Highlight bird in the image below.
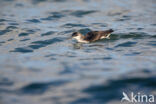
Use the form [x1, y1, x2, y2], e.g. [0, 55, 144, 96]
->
[71, 29, 114, 43]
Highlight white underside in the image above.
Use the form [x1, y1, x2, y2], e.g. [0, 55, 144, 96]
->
[74, 38, 89, 43]
[100, 34, 110, 39]
[73, 34, 111, 43]
[73, 36, 89, 43]
[77, 40, 89, 43]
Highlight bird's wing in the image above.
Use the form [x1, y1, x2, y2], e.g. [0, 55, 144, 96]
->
[84, 31, 99, 41]
[100, 29, 114, 36]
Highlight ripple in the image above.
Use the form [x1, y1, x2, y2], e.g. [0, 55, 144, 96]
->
[115, 18, 130, 21]
[107, 12, 122, 16]
[124, 52, 141, 56]
[0, 29, 11, 36]
[70, 10, 97, 17]
[0, 23, 4, 25]
[49, 12, 66, 18]
[33, 37, 62, 44]
[137, 27, 144, 30]
[62, 23, 87, 28]
[0, 41, 5, 46]
[10, 47, 33, 53]
[0, 78, 14, 86]
[27, 19, 41, 23]
[108, 32, 150, 42]
[18, 80, 68, 94]
[26, 29, 38, 34]
[41, 10, 97, 21]
[53, 0, 66, 2]
[0, 25, 17, 36]
[0, 19, 7, 22]
[41, 12, 65, 21]
[0, 41, 5, 44]
[70, 76, 156, 104]
[6, 26, 17, 29]
[9, 22, 19, 25]
[11, 37, 63, 53]
[18, 32, 29, 37]
[7, 38, 14, 41]
[151, 35, 156, 38]
[20, 38, 30, 41]
[151, 24, 156, 26]
[31, 0, 48, 4]
[115, 15, 131, 21]
[32, 0, 66, 4]
[115, 41, 137, 47]
[103, 57, 112, 60]
[120, 32, 148, 39]
[147, 41, 156, 46]
[28, 44, 44, 49]
[80, 57, 112, 61]
[91, 23, 108, 27]
[59, 29, 75, 35]
[2, 0, 15, 2]
[15, 3, 24, 7]
[41, 31, 55, 36]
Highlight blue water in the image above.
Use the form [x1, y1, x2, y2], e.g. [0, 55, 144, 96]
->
[0, 0, 156, 104]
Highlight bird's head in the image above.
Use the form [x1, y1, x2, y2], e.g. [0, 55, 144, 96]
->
[71, 32, 82, 40]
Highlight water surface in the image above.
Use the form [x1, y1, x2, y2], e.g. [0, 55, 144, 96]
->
[0, 0, 156, 104]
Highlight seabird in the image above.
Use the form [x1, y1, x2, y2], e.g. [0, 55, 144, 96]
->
[72, 29, 114, 43]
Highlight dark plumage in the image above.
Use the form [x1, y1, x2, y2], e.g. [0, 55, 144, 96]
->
[72, 29, 114, 43]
